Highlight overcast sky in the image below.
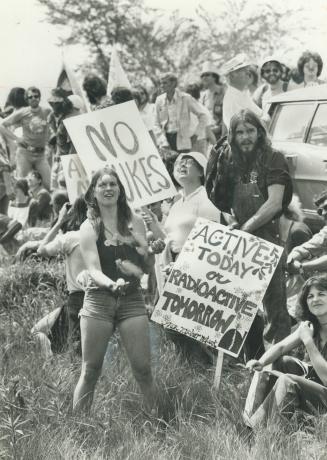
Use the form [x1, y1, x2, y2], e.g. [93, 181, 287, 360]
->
[0, 0, 326, 106]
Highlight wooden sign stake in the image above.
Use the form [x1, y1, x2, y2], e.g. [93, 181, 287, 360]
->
[213, 350, 224, 390]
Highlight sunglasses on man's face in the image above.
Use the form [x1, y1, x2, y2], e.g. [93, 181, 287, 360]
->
[317, 204, 327, 216]
[27, 95, 40, 100]
[263, 67, 280, 74]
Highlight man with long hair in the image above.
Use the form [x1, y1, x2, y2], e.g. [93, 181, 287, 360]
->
[206, 109, 293, 352]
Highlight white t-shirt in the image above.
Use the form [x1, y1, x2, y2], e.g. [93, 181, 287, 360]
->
[164, 186, 221, 253]
[8, 202, 31, 227]
[44, 231, 85, 292]
[223, 86, 263, 130]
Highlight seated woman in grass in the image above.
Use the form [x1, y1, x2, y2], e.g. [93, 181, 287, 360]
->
[244, 275, 327, 428]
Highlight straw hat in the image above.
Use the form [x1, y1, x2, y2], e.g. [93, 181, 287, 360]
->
[221, 53, 252, 75]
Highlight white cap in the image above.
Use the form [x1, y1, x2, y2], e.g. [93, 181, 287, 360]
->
[221, 53, 252, 75]
[200, 61, 220, 77]
[179, 152, 208, 174]
[260, 55, 283, 69]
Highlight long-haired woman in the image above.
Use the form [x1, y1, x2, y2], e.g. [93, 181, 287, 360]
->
[244, 275, 327, 429]
[73, 166, 156, 413]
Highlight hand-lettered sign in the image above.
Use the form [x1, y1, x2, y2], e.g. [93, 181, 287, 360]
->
[152, 218, 284, 357]
[61, 154, 90, 203]
[63, 101, 177, 208]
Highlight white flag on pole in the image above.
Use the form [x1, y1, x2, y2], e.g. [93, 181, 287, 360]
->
[57, 48, 91, 113]
[107, 46, 132, 95]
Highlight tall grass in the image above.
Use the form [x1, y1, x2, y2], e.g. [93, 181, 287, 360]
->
[1, 259, 327, 459]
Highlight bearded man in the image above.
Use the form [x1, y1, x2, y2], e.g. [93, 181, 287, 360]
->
[253, 56, 289, 113]
[206, 109, 292, 350]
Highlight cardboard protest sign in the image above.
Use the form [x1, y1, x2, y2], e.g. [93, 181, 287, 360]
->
[152, 218, 284, 357]
[63, 101, 177, 208]
[61, 154, 90, 203]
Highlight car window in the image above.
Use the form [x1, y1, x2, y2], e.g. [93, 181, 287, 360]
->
[270, 103, 315, 143]
[307, 104, 327, 147]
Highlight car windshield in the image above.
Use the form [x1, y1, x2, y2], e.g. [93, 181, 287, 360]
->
[270, 103, 315, 142]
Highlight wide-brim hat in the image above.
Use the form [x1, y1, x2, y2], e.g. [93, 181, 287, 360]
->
[178, 151, 208, 174]
[220, 53, 252, 75]
[48, 87, 68, 103]
[200, 61, 220, 77]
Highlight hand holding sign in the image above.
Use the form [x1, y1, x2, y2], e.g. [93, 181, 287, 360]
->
[246, 359, 264, 372]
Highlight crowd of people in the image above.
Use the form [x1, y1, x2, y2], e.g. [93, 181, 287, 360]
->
[1, 48, 327, 430]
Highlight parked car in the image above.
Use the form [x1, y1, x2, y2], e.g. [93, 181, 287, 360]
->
[268, 84, 327, 231]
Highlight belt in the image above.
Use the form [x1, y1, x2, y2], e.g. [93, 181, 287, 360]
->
[112, 279, 140, 297]
[27, 146, 45, 153]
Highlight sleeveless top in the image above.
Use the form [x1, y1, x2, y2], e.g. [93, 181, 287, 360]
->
[96, 223, 146, 293]
[304, 338, 327, 386]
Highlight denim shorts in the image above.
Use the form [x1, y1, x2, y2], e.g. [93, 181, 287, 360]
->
[79, 280, 147, 324]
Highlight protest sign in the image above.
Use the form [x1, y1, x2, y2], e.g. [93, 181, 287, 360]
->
[61, 154, 90, 203]
[63, 101, 177, 208]
[107, 46, 132, 95]
[152, 218, 284, 358]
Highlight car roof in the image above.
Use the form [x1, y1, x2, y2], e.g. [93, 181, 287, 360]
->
[268, 83, 327, 104]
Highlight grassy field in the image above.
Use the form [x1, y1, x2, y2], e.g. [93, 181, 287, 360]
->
[0, 258, 327, 460]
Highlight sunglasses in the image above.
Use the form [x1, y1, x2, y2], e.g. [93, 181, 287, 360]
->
[317, 205, 327, 216]
[27, 95, 40, 100]
[201, 73, 213, 78]
[262, 67, 280, 74]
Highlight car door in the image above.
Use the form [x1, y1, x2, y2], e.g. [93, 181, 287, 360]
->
[269, 101, 325, 220]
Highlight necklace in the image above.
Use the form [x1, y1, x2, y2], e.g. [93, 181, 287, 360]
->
[103, 225, 119, 247]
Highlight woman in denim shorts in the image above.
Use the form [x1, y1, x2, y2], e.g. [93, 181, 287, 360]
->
[73, 166, 156, 413]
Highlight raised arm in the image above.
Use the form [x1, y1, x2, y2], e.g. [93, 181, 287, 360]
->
[131, 214, 155, 272]
[37, 203, 71, 257]
[297, 321, 327, 386]
[141, 207, 167, 240]
[246, 329, 301, 371]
